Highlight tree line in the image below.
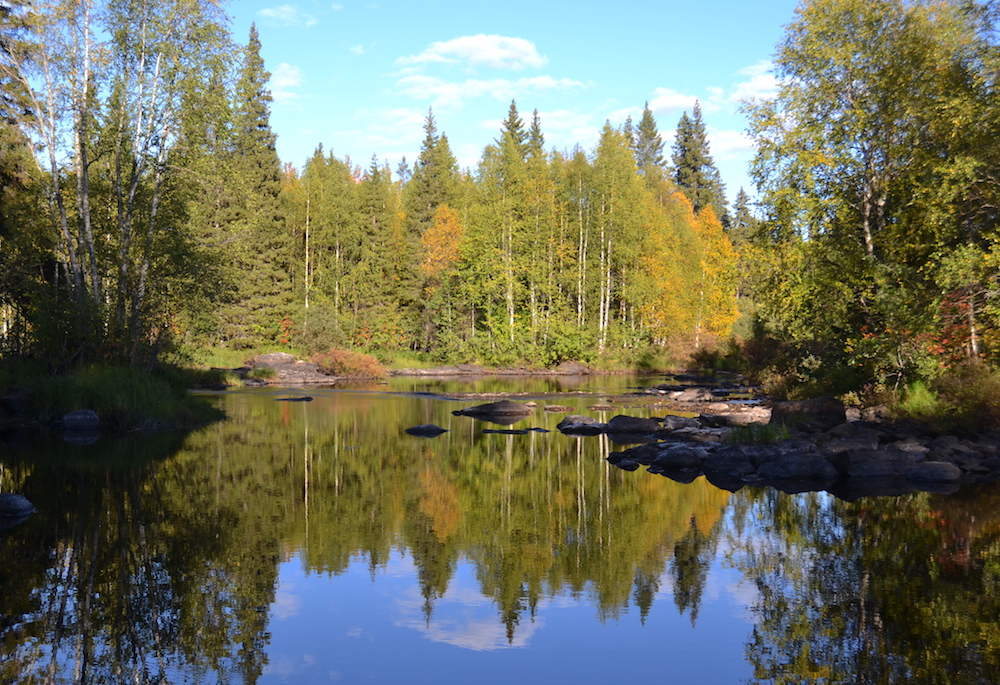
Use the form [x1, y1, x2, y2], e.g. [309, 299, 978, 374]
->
[0, 0, 739, 369]
[5, 0, 1000, 396]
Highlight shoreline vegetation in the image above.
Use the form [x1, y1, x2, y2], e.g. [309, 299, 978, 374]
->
[3, 1, 1000, 442]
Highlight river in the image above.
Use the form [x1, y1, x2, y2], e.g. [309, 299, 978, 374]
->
[2, 376, 999, 684]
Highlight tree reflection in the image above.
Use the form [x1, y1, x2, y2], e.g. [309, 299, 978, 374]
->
[726, 486, 1000, 684]
[1, 390, 733, 682]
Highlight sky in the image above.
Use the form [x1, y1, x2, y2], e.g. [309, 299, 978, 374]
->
[230, 0, 801, 202]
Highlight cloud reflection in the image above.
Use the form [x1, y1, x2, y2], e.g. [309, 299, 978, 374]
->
[393, 585, 542, 650]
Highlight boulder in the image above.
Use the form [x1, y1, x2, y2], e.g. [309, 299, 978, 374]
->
[606, 415, 661, 434]
[770, 396, 846, 431]
[754, 452, 839, 481]
[0, 493, 35, 518]
[907, 460, 963, 483]
[405, 424, 449, 437]
[1, 387, 30, 416]
[648, 444, 706, 471]
[676, 387, 715, 402]
[252, 352, 296, 367]
[452, 400, 534, 425]
[63, 409, 99, 430]
[827, 448, 918, 478]
[556, 415, 606, 435]
[703, 445, 768, 478]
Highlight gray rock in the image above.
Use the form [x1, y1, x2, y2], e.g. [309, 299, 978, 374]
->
[606, 415, 660, 434]
[0, 493, 35, 517]
[754, 452, 840, 481]
[703, 445, 767, 477]
[827, 448, 918, 478]
[557, 415, 606, 435]
[252, 352, 297, 367]
[770, 396, 846, 431]
[661, 415, 701, 431]
[63, 409, 99, 430]
[405, 424, 449, 437]
[907, 461, 963, 483]
[452, 400, 534, 425]
[677, 387, 715, 402]
[648, 444, 706, 471]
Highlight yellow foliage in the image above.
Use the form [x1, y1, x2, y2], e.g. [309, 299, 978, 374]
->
[420, 204, 465, 279]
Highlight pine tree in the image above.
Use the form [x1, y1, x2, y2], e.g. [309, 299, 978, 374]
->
[672, 101, 729, 226]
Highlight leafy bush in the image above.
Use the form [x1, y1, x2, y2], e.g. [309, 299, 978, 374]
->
[892, 362, 1000, 433]
[312, 348, 386, 379]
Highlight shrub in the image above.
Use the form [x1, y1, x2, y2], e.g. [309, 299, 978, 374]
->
[893, 362, 1000, 433]
[312, 348, 386, 379]
[727, 423, 790, 445]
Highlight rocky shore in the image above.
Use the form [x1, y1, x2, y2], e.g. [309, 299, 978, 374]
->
[556, 394, 1000, 499]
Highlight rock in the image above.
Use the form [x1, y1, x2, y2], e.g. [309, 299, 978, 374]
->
[556, 415, 606, 435]
[606, 415, 661, 434]
[770, 396, 846, 431]
[703, 445, 768, 478]
[63, 409, 99, 430]
[676, 387, 715, 402]
[0, 493, 35, 518]
[827, 448, 918, 478]
[277, 396, 313, 402]
[907, 460, 963, 483]
[555, 361, 591, 375]
[754, 452, 840, 481]
[1, 387, 30, 416]
[452, 400, 534, 425]
[648, 444, 706, 471]
[543, 405, 573, 413]
[405, 424, 449, 437]
[252, 352, 297, 367]
[661, 415, 701, 431]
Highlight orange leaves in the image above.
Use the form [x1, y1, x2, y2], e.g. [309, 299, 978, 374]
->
[420, 204, 465, 279]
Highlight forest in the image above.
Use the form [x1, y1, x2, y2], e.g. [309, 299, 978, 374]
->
[2, 0, 1000, 410]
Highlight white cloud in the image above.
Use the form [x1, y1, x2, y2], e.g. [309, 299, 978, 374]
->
[397, 35, 548, 71]
[396, 74, 585, 109]
[708, 128, 755, 159]
[731, 60, 779, 102]
[271, 63, 304, 103]
[258, 4, 317, 28]
[648, 88, 699, 116]
[330, 2, 343, 9]
[349, 45, 365, 56]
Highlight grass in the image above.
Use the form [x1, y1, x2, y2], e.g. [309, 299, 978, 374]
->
[1, 361, 224, 431]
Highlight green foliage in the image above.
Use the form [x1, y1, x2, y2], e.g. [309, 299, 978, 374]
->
[893, 362, 1000, 433]
[726, 422, 790, 445]
[0, 362, 222, 430]
[311, 348, 387, 379]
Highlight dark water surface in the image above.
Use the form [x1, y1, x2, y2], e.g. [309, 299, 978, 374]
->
[3, 377, 1000, 684]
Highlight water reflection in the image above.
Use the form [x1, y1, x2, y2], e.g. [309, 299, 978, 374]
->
[2, 386, 1000, 683]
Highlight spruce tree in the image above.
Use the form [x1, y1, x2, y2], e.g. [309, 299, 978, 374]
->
[672, 101, 729, 226]
[729, 188, 759, 246]
[223, 23, 293, 347]
[635, 103, 665, 177]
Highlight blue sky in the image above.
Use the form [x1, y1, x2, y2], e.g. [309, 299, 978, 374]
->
[231, 0, 800, 201]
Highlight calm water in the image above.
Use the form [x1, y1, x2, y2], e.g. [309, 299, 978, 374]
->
[2, 377, 1000, 684]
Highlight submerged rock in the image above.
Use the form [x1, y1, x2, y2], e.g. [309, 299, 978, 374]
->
[0, 493, 35, 518]
[452, 400, 534, 421]
[405, 424, 449, 437]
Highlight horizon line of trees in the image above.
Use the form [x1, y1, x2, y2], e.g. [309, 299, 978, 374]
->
[0, 0, 742, 369]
